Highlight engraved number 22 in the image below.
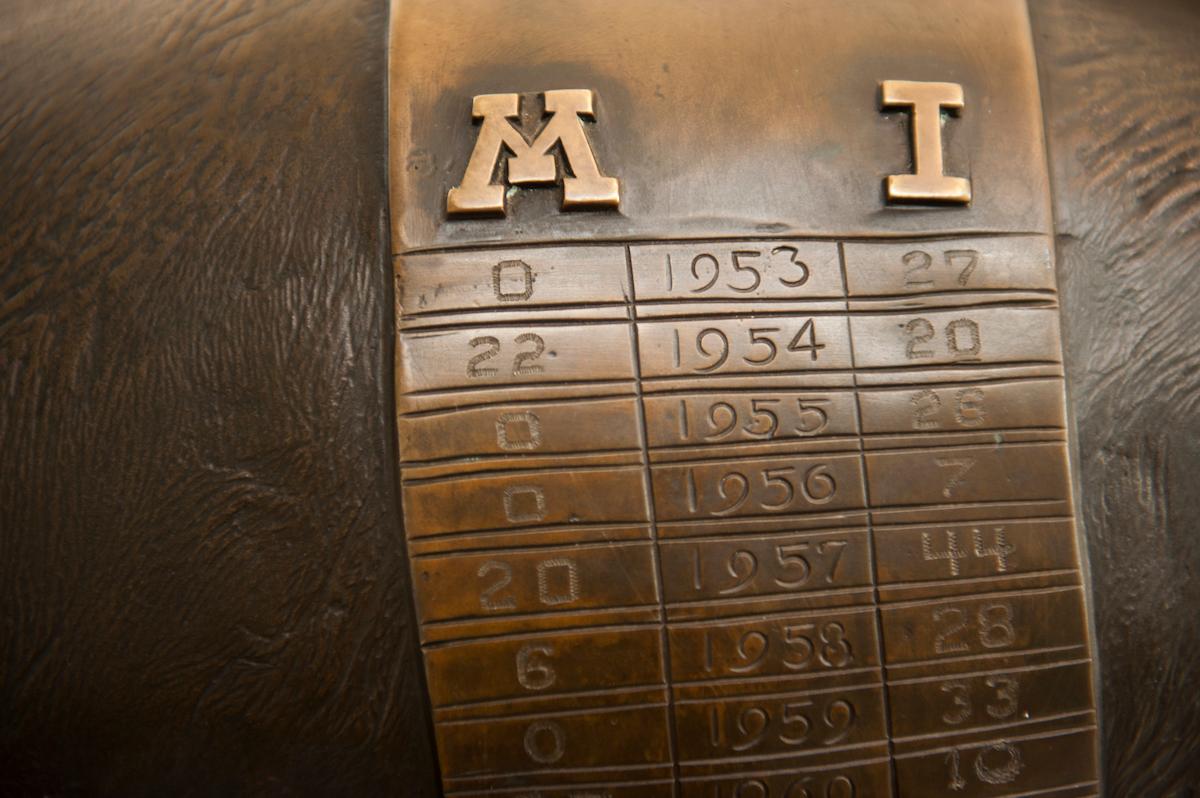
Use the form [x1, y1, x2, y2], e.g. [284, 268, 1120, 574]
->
[467, 333, 546, 377]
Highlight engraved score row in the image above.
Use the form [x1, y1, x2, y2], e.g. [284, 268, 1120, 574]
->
[394, 236, 1097, 798]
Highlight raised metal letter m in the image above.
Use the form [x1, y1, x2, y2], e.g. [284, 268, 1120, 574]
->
[447, 89, 620, 215]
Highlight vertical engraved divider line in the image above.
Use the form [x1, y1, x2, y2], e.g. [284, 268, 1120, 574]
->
[839, 241, 899, 798]
[625, 244, 682, 797]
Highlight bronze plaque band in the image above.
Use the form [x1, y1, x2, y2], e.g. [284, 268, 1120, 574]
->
[388, 0, 1099, 795]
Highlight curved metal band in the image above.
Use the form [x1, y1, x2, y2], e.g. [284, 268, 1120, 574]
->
[388, 1, 1100, 794]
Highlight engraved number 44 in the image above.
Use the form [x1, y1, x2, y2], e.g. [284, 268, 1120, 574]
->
[923, 527, 1016, 576]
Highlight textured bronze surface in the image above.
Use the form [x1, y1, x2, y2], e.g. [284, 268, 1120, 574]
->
[3, 0, 1200, 794]
[389, 0, 1100, 795]
[0, 0, 440, 793]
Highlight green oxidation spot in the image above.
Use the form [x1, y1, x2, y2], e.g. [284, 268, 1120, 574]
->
[809, 141, 843, 161]
[993, 433, 1004, 445]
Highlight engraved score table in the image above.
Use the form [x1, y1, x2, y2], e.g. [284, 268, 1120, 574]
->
[387, 1, 1100, 796]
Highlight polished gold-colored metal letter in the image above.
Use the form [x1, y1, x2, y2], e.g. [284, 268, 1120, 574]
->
[447, 89, 620, 215]
[880, 80, 971, 204]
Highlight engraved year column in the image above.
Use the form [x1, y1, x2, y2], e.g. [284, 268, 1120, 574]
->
[630, 241, 892, 797]
[396, 247, 674, 797]
[844, 236, 1099, 798]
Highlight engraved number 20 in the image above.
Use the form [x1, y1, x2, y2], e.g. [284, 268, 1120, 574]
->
[905, 317, 981, 360]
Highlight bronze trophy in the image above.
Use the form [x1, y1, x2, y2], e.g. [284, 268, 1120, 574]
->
[1, 0, 1196, 794]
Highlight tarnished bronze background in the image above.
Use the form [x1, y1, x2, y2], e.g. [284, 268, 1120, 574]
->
[1, 0, 1198, 795]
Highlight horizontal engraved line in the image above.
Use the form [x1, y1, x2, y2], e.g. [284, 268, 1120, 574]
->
[855, 371, 1066, 388]
[664, 526, 870, 543]
[434, 683, 669, 715]
[421, 620, 663, 650]
[399, 365, 1067, 403]
[401, 448, 643, 475]
[435, 699, 670, 728]
[412, 537, 650, 561]
[886, 656, 1094, 686]
[881, 583, 1081, 611]
[639, 362, 1065, 385]
[641, 368, 870, 383]
[847, 359, 1063, 373]
[402, 459, 646, 486]
[864, 438, 1066, 457]
[408, 305, 909, 330]
[844, 299, 1059, 314]
[867, 498, 1073, 518]
[671, 604, 879, 630]
[873, 514, 1073, 531]
[648, 434, 862, 454]
[674, 679, 882, 706]
[427, 304, 1073, 338]
[636, 306, 1055, 328]
[657, 509, 868, 532]
[405, 506, 1072, 545]
[401, 310, 631, 331]
[854, 375, 1062, 393]
[674, 665, 882, 691]
[631, 296, 847, 307]
[402, 316, 632, 333]
[642, 385, 860, 398]
[647, 428, 1068, 456]
[421, 621, 662, 651]
[679, 736, 888, 768]
[399, 392, 640, 418]
[407, 521, 651, 547]
[851, 362, 1065, 377]
[666, 586, 873, 610]
[890, 724, 1097, 760]
[399, 373, 1061, 409]
[848, 287, 1059, 302]
[886, 644, 1088, 673]
[422, 603, 660, 632]
[862, 426, 1068, 441]
[879, 569, 1081, 593]
[678, 753, 892, 783]
[447, 760, 673, 785]
[401, 378, 636, 399]
[635, 301, 1057, 324]
[401, 300, 630, 320]
[397, 231, 1048, 257]
[633, 289, 1058, 309]
[891, 709, 1096, 745]
[648, 447, 862, 468]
